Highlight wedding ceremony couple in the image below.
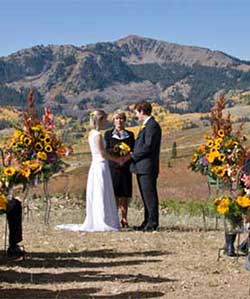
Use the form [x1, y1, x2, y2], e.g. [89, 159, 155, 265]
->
[56, 100, 162, 233]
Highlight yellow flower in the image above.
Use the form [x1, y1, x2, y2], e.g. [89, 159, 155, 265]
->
[218, 153, 226, 161]
[37, 151, 47, 161]
[216, 196, 230, 215]
[44, 135, 52, 144]
[23, 137, 32, 146]
[217, 205, 229, 215]
[45, 144, 53, 153]
[214, 144, 221, 151]
[119, 142, 131, 153]
[218, 129, 225, 138]
[113, 142, 131, 156]
[192, 153, 198, 162]
[216, 166, 226, 177]
[207, 139, 214, 148]
[236, 196, 250, 208]
[20, 134, 26, 142]
[13, 130, 22, 139]
[3, 166, 16, 177]
[35, 142, 43, 151]
[19, 167, 31, 178]
[22, 160, 41, 171]
[206, 153, 215, 163]
[210, 148, 220, 157]
[0, 192, 8, 211]
[31, 125, 43, 131]
[215, 137, 223, 144]
[39, 133, 46, 141]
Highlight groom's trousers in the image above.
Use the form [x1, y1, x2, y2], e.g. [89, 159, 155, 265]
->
[137, 174, 159, 228]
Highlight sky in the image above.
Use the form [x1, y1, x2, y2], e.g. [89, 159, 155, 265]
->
[0, 0, 250, 61]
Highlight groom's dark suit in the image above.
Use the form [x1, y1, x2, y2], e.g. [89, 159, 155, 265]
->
[130, 116, 161, 230]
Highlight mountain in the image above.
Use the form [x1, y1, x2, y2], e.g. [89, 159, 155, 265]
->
[1, 35, 250, 118]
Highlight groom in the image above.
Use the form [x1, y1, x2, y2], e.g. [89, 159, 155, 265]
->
[129, 100, 162, 232]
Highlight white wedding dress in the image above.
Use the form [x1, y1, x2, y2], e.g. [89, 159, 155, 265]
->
[56, 129, 120, 232]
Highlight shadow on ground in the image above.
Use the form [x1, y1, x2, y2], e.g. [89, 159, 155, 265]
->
[0, 288, 165, 299]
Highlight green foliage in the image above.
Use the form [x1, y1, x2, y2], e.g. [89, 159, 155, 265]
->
[160, 199, 216, 217]
[0, 85, 44, 109]
[130, 62, 250, 113]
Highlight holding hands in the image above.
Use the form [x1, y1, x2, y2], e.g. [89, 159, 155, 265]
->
[114, 153, 132, 165]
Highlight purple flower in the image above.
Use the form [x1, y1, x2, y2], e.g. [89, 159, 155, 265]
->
[201, 156, 208, 166]
[47, 153, 57, 163]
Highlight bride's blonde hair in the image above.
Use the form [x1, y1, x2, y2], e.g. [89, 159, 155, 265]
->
[89, 110, 107, 129]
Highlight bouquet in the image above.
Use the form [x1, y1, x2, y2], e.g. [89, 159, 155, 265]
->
[0, 90, 72, 193]
[189, 95, 246, 186]
[113, 142, 131, 156]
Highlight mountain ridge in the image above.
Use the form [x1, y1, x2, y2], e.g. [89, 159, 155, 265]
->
[0, 35, 250, 118]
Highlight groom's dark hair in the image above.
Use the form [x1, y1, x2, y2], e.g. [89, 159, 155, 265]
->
[134, 100, 152, 116]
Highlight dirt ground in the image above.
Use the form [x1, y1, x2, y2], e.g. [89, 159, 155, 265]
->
[1, 204, 250, 299]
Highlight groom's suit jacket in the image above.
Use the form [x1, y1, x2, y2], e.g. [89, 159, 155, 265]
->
[130, 116, 161, 178]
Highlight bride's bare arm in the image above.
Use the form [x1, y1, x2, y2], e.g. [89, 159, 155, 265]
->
[95, 134, 120, 163]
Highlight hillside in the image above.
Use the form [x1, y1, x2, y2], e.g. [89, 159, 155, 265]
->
[0, 35, 250, 118]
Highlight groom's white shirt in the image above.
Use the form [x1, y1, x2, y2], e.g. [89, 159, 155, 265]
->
[143, 116, 152, 126]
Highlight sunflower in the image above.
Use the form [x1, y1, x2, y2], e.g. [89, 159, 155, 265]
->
[23, 137, 32, 146]
[216, 166, 226, 177]
[19, 167, 31, 178]
[236, 196, 250, 208]
[37, 151, 47, 161]
[218, 129, 225, 138]
[214, 144, 221, 151]
[45, 144, 53, 153]
[3, 166, 16, 177]
[39, 133, 46, 141]
[216, 196, 230, 215]
[44, 135, 52, 144]
[35, 142, 43, 151]
[218, 153, 226, 162]
[206, 153, 216, 163]
[19, 134, 25, 142]
[192, 153, 198, 162]
[217, 205, 229, 215]
[119, 142, 131, 155]
[207, 139, 214, 148]
[22, 160, 41, 170]
[215, 137, 223, 145]
[13, 130, 22, 139]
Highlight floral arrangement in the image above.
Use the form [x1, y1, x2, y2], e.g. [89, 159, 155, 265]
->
[214, 194, 250, 219]
[113, 142, 131, 156]
[189, 95, 246, 186]
[0, 90, 72, 208]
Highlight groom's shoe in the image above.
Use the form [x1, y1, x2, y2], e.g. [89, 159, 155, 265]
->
[143, 224, 158, 232]
[133, 223, 146, 231]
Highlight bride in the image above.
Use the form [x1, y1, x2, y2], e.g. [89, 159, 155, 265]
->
[56, 110, 120, 232]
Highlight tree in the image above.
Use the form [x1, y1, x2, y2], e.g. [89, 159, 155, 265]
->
[171, 141, 177, 159]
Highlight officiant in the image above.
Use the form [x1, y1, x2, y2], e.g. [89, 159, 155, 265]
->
[104, 110, 135, 228]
